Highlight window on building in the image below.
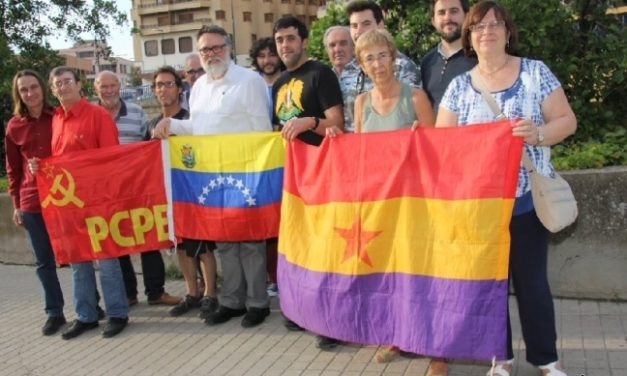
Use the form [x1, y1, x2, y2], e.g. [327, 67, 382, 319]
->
[281, 0, 290, 3]
[296, 0, 304, 4]
[252, 34, 257, 43]
[309, 15, 318, 24]
[162, 38, 175, 55]
[264, 13, 274, 23]
[264, 0, 272, 2]
[99, 64, 117, 72]
[216, 10, 226, 20]
[243, 11, 252, 22]
[157, 15, 170, 26]
[145, 40, 158, 56]
[296, 14, 305, 23]
[178, 13, 193, 23]
[179, 36, 193, 53]
[77, 51, 95, 58]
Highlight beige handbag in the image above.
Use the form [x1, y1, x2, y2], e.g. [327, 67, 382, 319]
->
[470, 68, 578, 232]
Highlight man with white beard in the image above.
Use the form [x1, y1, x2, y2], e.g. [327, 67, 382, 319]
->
[152, 25, 272, 328]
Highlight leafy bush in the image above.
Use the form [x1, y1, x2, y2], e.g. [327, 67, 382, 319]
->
[553, 128, 627, 170]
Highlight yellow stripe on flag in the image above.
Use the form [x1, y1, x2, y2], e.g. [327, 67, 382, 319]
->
[279, 192, 512, 280]
[169, 133, 285, 172]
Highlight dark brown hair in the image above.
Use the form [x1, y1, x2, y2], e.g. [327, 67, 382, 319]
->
[462, 0, 518, 57]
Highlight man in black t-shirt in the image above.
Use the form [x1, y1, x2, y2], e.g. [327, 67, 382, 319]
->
[272, 15, 344, 350]
[272, 16, 344, 146]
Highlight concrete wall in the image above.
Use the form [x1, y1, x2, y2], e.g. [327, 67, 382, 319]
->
[1, 167, 625, 300]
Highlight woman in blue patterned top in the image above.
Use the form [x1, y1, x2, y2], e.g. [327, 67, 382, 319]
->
[437, 1, 576, 376]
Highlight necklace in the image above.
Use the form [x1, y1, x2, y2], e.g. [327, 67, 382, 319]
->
[478, 56, 510, 78]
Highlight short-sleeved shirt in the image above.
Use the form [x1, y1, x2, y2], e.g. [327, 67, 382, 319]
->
[114, 100, 148, 145]
[440, 58, 561, 198]
[52, 98, 119, 155]
[420, 44, 477, 112]
[272, 60, 343, 145]
[5, 109, 54, 212]
[340, 52, 421, 133]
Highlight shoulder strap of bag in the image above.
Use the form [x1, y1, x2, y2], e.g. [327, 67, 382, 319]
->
[470, 68, 535, 172]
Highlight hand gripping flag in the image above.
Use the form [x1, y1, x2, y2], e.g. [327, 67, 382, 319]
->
[36, 141, 173, 263]
[168, 133, 284, 241]
[278, 120, 523, 360]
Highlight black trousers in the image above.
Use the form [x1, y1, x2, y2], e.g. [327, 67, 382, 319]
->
[118, 251, 166, 300]
[506, 210, 558, 365]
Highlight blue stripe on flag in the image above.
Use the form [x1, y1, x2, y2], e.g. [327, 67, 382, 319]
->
[171, 167, 283, 208]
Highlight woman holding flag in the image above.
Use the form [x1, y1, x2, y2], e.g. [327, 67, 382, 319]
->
[435, 1, 576, 375]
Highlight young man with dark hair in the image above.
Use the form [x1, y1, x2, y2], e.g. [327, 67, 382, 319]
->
[272, 15, 344, 350]
[249, 37, 285, 120]
[421, 0, 476, 112]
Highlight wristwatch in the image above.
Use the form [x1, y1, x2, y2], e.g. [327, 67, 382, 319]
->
[537, 126, 545, 145]
[310, 117, 320, 131]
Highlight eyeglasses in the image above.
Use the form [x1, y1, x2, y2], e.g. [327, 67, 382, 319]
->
[198, 44, 227, 55]
[363, 52, 392, 66]
[52, 79, 75, 89]
[186, 68, 204, 75]
[469, 20, 505, 33]
[153, 81, 177, 89]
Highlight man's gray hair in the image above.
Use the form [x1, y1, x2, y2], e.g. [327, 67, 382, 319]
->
[197, 25, 232, 46]
[323, 25, 352, 47]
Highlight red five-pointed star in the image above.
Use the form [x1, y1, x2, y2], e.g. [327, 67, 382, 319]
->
[335, 216, 382, 267]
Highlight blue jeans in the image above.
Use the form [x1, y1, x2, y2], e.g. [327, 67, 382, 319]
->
[22, 212, 64, 318]
[71, 258, 128, 322]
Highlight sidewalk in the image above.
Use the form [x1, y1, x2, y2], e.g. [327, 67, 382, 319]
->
[0, 263, 625, 376]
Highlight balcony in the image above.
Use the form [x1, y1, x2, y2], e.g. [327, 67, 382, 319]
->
[141, 17, 212, 34]
[136, 0, 211, 15]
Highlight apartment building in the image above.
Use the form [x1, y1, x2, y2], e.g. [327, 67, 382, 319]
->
[58, 41, 135, 86]
[131, 0, 325, 74]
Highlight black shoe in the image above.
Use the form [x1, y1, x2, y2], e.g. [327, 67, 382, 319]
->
[316, 335, 341, 351]
[204, 305, 247, 326]
[42, 316, 66, 336]
[198, 296, 219, 319]
[97, 306, 106, 320]
[241, 307, 270, 328]
[284, 319, 305, 331]
[61, 320, 98, 340]
[169, 295, 201, 317]
[102, 317, 128, 338]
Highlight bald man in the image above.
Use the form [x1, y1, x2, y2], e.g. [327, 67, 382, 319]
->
[94, 71, 182, 308]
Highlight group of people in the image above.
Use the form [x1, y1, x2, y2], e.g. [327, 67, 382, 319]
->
[6, 1, 576, 376]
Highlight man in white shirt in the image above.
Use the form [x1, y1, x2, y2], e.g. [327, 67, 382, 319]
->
[153, 25, 272, 328]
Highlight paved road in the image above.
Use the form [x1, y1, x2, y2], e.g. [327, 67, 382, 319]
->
[0, 263, 625, 376]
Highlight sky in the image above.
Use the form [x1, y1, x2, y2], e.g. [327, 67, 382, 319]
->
[50, 0, 135, 60]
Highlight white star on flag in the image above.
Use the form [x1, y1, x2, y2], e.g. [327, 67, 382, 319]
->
[226, 175, 235, 185]
[235, 180, 244, 189]
[198, 195, 206, 204]
[246, 197, 256, 206]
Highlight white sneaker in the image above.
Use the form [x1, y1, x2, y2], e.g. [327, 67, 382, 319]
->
[267, 283, 278, 297]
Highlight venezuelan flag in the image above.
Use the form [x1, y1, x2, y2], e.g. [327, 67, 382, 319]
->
[168, 133, 284, 241]
[279, 120, 523, 360]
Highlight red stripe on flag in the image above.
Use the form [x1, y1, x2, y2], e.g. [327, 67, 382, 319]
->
[284, 120, 523, 204]
[173, 202, 281, 241]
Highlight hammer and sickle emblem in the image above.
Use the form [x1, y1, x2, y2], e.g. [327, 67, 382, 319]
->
[41, 168, 85, 208]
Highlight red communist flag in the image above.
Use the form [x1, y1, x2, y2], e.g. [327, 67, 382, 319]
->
[36, 141, 173, 263]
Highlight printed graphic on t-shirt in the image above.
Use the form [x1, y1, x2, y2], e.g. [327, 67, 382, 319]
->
[275, 78, 304, 122]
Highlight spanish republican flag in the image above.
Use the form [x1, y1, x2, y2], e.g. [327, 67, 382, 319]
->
[36, 141, 173, 264]
[279, 120, 523, 360]
[168, 133, 284, 241]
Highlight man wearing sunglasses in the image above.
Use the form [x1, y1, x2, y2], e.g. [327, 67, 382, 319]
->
[182, 54, 204, 110]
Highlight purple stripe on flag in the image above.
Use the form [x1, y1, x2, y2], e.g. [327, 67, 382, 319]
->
[278, 254, 508, 360]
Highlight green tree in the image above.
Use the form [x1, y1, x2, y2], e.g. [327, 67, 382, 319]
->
[307, 2, 349, 63]
[129, 66, 144, 87]
[0, 0, 127, 176]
